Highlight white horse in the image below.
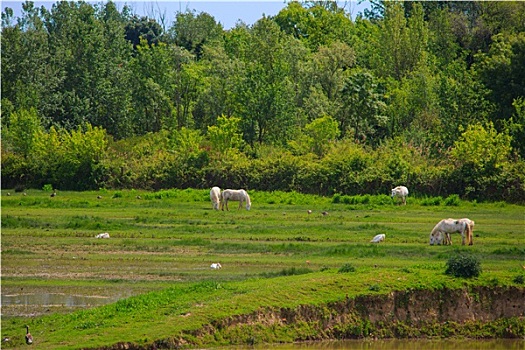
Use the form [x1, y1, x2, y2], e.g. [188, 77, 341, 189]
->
[429, 218, 469, 246]
[210, 186, 221, 210]
[391, 186, 409, 205]
[220, 189, 251, 211]
[370, 234, 385, 243]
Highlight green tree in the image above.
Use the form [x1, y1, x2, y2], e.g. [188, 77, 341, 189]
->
[376, 2, 428, 79]
[207, 115, 243, 155]
[450, 122, 512, 175]
[3, 108, 43, 157]
[304, 115, 340, 157]
[341, 70, 387, 143]
[168, 10, 223, 59]
[236, 18, 298, 145]
[274, 1, 355, 50]
[474, 32, 525, 127]
[125, 15, 163, 49]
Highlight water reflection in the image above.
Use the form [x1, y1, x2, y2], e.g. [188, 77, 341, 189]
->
[235, 339, 524, 350]
[1, 292, 120, 317]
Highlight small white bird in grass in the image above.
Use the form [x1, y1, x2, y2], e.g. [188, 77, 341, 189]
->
[96, 232, 110, 239]
[210, 263, 222, 269]
[307, 210, 312, 215]
[370, 234, 386, 243]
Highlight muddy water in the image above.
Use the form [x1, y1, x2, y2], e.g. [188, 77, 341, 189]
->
[1, 292, 122, 317]
[244, 339, 524, 349]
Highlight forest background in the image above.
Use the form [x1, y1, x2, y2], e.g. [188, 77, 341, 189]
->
[2, 1, 525, 203]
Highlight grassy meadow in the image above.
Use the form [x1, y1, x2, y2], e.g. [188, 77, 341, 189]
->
[1, 188, 524, 349]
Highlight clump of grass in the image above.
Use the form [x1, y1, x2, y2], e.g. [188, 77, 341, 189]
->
[368, 284, 380, 291]
[444, 194, 461, 206]
[260, 267, 313, 278]
[445, 254, 482, 278]
[421, 196, 442, 206]
[338, 263, 356, 273]
[512, 275, 524, 284]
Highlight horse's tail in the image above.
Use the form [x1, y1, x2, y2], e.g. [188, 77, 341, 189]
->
[467, 220, 475, 245]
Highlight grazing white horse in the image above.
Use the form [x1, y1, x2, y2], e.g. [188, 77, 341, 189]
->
[96, 232, 110, 239]
[220, 189, 251, 211]
[210, 186, 221, 210]
[429, 218, 470, 246]
[210, 263, 222, 269]
[370, 234, 385, 243]
[391, 186, 409, 205]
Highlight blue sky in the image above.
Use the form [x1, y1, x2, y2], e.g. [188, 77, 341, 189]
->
[3, 1, 371, 29]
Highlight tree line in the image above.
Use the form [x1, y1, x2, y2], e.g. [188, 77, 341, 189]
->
[2, 1, 524, 202]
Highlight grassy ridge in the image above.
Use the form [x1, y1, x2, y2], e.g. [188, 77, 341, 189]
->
[1, 189, 524, 349]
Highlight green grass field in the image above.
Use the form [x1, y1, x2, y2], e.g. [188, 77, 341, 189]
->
[1, 189, 524, 349]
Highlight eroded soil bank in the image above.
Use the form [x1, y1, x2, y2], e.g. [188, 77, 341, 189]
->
[94, 286, 524, 350]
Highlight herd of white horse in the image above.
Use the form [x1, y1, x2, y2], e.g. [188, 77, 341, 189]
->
[210, 185, 475, 246]
[210, 186, 251, 211]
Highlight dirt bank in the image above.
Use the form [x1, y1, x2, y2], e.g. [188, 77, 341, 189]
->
[95, 286, 525, 349]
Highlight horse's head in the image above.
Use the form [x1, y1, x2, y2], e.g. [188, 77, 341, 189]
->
[429, 231, 440, 245]
[391, 189, 396, 198]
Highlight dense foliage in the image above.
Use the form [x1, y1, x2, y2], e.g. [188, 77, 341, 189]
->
[2, 1, 524, 202]
[445, 254, 483, 278]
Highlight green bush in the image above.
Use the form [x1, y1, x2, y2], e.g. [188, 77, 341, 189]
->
[445, 254, 482, 278]
[512, 275, 524, 284]
[338, 263, 356, 273]
[444, 194, 461, 206]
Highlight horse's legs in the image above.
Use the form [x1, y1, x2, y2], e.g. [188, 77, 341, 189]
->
[445, 232, 452, 245]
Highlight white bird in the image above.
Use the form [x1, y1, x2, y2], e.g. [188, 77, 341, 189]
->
[370, 234, 385, 243]
[210, 263, 222, 269]
[96, 233, 110, 239]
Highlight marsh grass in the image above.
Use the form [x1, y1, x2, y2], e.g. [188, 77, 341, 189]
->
[1, 189, 524, 349]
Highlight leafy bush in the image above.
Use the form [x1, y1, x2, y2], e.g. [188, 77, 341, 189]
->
[421, 196, 442, 206]
[513, 275, 524, 284]
[445, 254, 482, 278]
[338, 263, 356, 273]
[368, 284, 380, 292]
[444, 194, 461, 206]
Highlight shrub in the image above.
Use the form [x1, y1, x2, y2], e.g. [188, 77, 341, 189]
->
[368, 284, 381, 292]
[512, 275, 524, 284]
[421, 196, 442, 206]
[444, 194, 461, 206]
[338, 263, 356, 273]
[445, 254, 482, 278]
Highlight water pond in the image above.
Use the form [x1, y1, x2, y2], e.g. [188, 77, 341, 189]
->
[1, 292, 123, 317]
[241, 339, 524, 350]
